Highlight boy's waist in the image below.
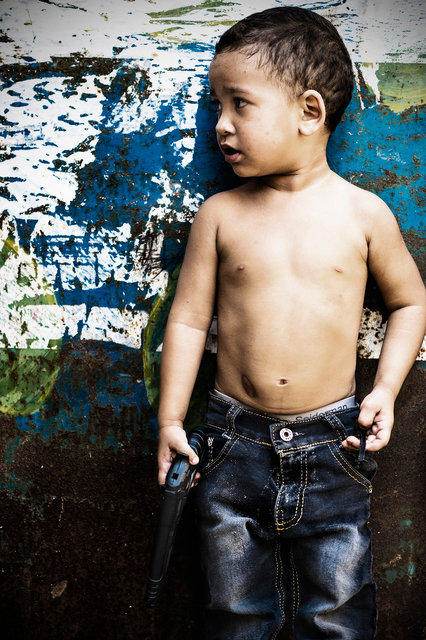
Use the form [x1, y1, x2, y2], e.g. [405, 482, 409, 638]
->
[206, 390, 360, 450]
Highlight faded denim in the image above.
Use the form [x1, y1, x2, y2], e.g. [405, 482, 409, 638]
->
[193, 392, 377, 640]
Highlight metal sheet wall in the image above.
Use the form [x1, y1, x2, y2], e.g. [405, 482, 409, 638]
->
[0, 1, 424, 638]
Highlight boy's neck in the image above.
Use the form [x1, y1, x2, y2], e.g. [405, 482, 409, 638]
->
[260, 143, 331, 193]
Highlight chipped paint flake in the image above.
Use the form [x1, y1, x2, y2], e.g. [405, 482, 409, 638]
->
[80, 306, 148, 350]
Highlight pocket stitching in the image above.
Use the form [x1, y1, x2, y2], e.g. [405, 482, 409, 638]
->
[202, 435, 239, 476]
[328, 442, 372, 491]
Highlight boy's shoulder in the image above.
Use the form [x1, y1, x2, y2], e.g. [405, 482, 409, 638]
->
[196, 182, 251, 222]
[201, 183, 251, 207]
[335, 174, 396, 226]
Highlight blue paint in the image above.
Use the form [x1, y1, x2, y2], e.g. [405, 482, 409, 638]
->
[3, 51, 424, 452]
[15, 342, 150, 440]
[329, 100, 425, 234]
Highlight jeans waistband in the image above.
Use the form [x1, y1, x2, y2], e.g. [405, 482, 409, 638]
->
[205, 392, 361, 454]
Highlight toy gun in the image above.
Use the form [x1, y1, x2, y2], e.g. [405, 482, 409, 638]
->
[145, 428, 206, 607]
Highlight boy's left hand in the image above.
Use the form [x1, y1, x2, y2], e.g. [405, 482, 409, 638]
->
[341, 386, 395, 453]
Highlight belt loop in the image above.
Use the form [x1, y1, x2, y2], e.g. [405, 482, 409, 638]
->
[224, 403, 242, 438]
[323, 413, 346, 440]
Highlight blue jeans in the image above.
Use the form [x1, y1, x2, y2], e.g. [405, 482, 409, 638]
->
[193, 392, 377, 639]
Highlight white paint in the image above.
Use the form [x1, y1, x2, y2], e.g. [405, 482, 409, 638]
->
[1, 0, 424, 356]
[357, 308, 425, 359]
[1, 0, 423, 64]
[0, 74, 112, 216]
[0, 212, 148, 350]
[80, 306, 148, 350]
[359, 62, 381, 106]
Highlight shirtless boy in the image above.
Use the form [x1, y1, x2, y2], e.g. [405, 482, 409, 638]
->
[157, 7, 426, 639]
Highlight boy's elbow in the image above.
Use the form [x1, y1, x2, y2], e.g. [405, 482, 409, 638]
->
[167, 311, 214, 334]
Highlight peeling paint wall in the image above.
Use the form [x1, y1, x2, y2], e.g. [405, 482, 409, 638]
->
[0, 1, 424, 639]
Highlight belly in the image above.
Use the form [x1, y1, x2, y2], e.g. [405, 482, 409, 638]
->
[215, 292, 362, 414]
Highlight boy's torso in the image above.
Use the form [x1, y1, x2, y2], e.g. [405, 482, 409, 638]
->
[213, 177, 371, 415]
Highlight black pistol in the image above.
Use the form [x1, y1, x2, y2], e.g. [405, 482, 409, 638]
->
[145, 428, 206, 607]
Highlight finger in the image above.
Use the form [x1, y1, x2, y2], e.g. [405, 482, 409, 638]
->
[358, 405, 377, 429]
[191, 471, 201, 488]
[365, 431, 391, 451]
[158, 467, 167, 486]
[341, 435, 360, 450]
[157, 451, 174, 486]
[177, 444, 199, 466]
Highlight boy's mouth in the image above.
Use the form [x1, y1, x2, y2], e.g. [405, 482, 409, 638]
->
[220, 144, 240, 162]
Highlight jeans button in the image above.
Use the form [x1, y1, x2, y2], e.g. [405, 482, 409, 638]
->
[280, 427, 293, 442]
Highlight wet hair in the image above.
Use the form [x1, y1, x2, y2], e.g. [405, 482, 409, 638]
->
[215, 6, 354, 133]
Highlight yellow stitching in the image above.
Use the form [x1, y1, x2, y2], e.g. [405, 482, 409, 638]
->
[276, 452, 308, 530]
[275, 542, 286, 614]
[278, 452, 308, 530]
[276, 451, 304, 526]
[204, 422, 272, 446]
[327, 443, 371, 491]
[203, 437, 239, 476]
[205, 422, 339, 451]
[291, 545, 300, 617]
[290, 547, 295, 622]
[329, 442, 372, 488]
[276, 438, 338, 453]
[272, 542, 285, 640]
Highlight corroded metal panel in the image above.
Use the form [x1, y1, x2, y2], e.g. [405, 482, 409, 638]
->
[0, 1, 424, 638]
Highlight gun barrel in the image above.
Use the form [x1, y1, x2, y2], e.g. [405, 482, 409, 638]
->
[145, 428, 206, 607]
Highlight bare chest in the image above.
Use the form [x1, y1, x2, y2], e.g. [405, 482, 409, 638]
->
[218, 218, 367, 290]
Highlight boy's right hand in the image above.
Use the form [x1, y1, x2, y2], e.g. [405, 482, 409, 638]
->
[157, 425, 200, 486]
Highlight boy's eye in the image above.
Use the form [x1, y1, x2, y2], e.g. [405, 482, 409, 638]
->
[210, 99, 222, 114]
[234, 97, 247, 109]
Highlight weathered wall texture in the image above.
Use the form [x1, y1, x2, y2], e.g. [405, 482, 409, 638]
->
[0, 1, 424, 638]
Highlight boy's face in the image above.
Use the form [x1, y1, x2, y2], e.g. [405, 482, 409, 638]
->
[209, 50, 301, 178]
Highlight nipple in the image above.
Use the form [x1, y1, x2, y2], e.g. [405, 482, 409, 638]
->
[237, 264, 245, 271]
[334, 266, 344, 273]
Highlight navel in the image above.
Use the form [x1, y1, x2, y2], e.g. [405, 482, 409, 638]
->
[277, 378, 288, 386]
[334, 266, 344, 273]
[242, 375, 256, 398]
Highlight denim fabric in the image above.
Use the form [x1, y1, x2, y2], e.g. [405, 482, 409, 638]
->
[193, 392, 377, 640]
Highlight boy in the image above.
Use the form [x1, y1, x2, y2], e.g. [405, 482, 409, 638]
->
[157, 7, 425, 639]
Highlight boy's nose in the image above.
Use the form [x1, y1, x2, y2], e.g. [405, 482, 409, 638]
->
[216, 112, 235, 137]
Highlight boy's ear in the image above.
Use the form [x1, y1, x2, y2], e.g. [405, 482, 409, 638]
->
[298, 90, 326, 135]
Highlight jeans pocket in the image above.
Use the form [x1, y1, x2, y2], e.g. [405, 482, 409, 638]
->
[328, 442, 377, 493]
[199, 424, 237, 476]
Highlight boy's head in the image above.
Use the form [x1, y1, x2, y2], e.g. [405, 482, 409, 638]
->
[215, 6, 354, 133]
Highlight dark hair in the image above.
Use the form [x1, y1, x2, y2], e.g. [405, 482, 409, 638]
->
[215, 6, 354, 133]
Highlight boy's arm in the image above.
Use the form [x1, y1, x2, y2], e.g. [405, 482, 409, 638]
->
[343, 199, 426, 453]
[157, 200, 219, 484]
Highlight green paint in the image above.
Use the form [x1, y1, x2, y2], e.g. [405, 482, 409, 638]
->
[142, 266, 215, 430]
[383, 535, 423, 585]
[11, 293, 58, 308]
[361, 62, 425, 113]
[0, 231, 61, 415]
[39, 0, 87, 12]
[385, 563, 416, 584]
[149, 20, 235, 42]
[142, 267, 179, 411]
[0, 348, 60, 415]
[148, 0, 235, 20]
[385, 568, 398, 584]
